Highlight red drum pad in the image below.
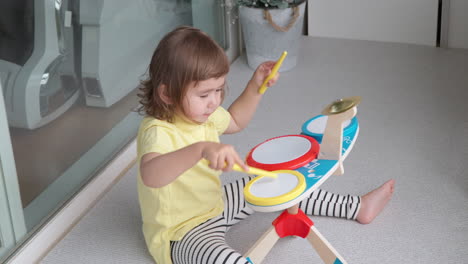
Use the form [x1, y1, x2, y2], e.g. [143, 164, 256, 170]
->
[246, 135, 320, 171]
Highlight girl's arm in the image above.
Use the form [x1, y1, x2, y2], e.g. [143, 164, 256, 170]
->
[140, 141, 247, 188]
[225, 61, 279, 134]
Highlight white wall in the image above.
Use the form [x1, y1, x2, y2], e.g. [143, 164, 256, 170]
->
[307, 0, 439, 46]
[448, 0, 468, 49]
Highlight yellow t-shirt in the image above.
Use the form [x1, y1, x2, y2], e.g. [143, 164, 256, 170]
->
[137, 106, 231, 264]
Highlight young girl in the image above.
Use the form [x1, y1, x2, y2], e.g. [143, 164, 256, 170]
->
[137, 26, 394, 264]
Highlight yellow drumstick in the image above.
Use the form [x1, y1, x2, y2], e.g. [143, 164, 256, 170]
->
[203, 160, 277, 178]
[258, 51, 288, 94]
[232, 164, 278, 179]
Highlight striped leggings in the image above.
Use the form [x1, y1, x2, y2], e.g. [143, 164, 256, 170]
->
[170, 177, 360, 264]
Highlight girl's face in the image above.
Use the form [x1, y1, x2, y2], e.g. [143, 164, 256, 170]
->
[181, 76, 226, 124]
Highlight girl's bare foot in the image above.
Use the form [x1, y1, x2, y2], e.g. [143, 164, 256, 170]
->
[356, 179, 395, 224]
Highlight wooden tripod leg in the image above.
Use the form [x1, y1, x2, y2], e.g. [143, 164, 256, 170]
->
[245, 226, 280, 264]
[306, 226, 348, 264]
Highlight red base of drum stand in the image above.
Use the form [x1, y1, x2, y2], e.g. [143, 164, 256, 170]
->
[273, 208, 313, 238]
[245, 205, 347, 264]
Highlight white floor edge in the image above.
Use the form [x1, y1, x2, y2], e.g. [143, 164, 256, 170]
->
[5, 139, 137, 264]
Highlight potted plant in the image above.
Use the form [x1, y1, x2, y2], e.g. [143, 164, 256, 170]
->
[237, 0, 307, 72]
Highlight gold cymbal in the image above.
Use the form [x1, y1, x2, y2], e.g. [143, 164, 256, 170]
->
[321, 96, 361, 115]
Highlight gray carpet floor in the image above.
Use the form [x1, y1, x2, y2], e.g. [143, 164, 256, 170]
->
[42, 36, 468, 264]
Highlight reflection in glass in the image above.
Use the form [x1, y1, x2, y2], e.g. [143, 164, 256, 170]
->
[0, 0, 227, 260]
[80, 0, 192, 108]
[0, 0, 80, 129]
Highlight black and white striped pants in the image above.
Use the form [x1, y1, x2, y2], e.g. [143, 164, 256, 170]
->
[170, 177, 360, 264]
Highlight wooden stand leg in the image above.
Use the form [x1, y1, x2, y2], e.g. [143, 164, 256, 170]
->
[319, 107, 357, 176]
[246, 207, 347, 264]
[307, 226, 348, 264]
[244, 226, 280, 264]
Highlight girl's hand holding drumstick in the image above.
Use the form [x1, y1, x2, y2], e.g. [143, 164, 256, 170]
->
[258, 51, 287, 94]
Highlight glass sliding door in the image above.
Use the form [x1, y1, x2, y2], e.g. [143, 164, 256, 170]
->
[0, 80, 27, 262]
[0, 0, 232, 260]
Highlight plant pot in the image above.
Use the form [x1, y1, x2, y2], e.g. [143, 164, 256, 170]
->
[239, 2, 306, 72]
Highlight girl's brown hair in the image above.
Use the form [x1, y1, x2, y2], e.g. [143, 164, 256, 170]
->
[137, 26, 229, 122]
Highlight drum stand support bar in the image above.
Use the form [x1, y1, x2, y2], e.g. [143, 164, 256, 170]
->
[245, 205, 348, 264]
[319, 107, 357, 176]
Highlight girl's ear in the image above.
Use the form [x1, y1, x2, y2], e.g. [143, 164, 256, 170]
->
[158, 84, 172, 105]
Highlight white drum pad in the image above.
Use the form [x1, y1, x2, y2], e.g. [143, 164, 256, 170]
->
[252, 136, 311, 164]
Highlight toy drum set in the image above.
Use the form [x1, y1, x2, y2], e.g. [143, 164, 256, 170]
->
[243, 97, 361, 264]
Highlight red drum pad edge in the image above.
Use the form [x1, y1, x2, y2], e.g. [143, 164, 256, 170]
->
[246, 135, 320, 171]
